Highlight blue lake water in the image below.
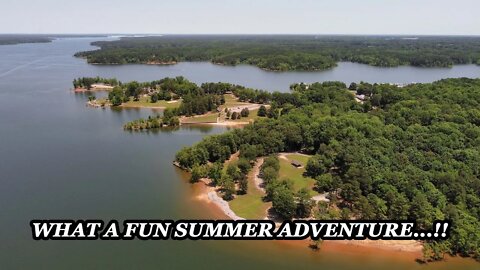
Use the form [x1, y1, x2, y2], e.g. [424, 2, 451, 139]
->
[0, 37, 478, 269]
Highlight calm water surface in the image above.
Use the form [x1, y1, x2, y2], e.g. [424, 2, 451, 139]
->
[0, 37, 478, 269]
[86, 61, 480, 92]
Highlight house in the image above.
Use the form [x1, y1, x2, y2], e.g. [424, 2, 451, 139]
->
[291, 160, 302, 168]
[355, 94, 366, 101]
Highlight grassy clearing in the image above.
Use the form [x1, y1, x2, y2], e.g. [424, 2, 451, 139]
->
[181, 113, 219, 124]
[178, 94, 265, 124]
[122, 96, 182, 109]
[218, 109, 263, 123]
[278, 153, 315, 194]
[221, 94, 251, 109]
[232, 109, 262, 122]
[229, 161, 271, 219]
[229, 188, 270, 219]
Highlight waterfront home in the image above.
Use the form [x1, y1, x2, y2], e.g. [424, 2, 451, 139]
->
[291, 160, 302, 168]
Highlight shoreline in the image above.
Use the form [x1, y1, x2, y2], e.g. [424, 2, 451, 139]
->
[84, 100, 255, 126]
[83, 59, 334, 72]
[120, 103, 166, 110]
[82, 59, 438, 72]
[196, 178, 245, 221]
[180, 121, 251, 127]
[197, 179, 423, 254]
[74, 88, 110, 93]
[187, 156, 423, 254]
[79, 88, 259, 126]
[179, 113, 252, 127]
[79, 59, 477, 73]
[86, 100, 168, 110]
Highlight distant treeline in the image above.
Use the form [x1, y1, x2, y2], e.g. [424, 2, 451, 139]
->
[75, 35, 480, 71]
[0, 35, 53, 45]
[176, 78, 480, 261]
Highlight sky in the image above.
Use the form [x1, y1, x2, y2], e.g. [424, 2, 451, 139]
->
[1, 0, 478, 35]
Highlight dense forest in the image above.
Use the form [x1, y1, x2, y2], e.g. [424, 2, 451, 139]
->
[175, 78, 480, 261]
[75, 35, 480, 71]
[0, 34, 53, 45]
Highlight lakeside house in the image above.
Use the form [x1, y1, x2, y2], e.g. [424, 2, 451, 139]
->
[291, 160, 302, 168]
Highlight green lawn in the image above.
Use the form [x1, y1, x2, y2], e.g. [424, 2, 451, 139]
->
[221, 94, 251, 109]
[229, 189, 270, 219]
[231, 109, 262, 122]
[218, 108, 263, 123]
[278, 153, 316, 194]
[181, 94, 266, 124]
[122, 96, 181, 109]
[181, 113, 218, 124]
[229, 161, 271, 219]
[230, 153, 316, 219]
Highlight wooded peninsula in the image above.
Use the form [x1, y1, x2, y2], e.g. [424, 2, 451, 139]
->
[75, 35, 480, 71]
[171, 78, 480, 261]
[75, 75, 480, 261]
[0, 34, 53, 45]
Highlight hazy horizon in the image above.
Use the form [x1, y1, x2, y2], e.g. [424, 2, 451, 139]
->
[1, 0, 478, 35]
[2, 33, 480, 37]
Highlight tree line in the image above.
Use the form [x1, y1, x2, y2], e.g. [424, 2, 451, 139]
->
[0, 34, 52, 45]
[75, 35, 480, 71]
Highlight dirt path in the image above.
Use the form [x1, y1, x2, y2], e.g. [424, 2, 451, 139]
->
[311, 193, 330, 203]
[191, 158, 422, 253]
[278, 152, 311, 159]
[252, 158, 265, 193]
[227, 103, 265, 113]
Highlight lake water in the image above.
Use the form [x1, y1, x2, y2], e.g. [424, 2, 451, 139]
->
[0, 37, 478, 269]
[84, 62, 480, 92]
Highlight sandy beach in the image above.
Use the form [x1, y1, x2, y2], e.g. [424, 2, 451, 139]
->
[196, 178, 245, 221]
[190, 155, 423, 254]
